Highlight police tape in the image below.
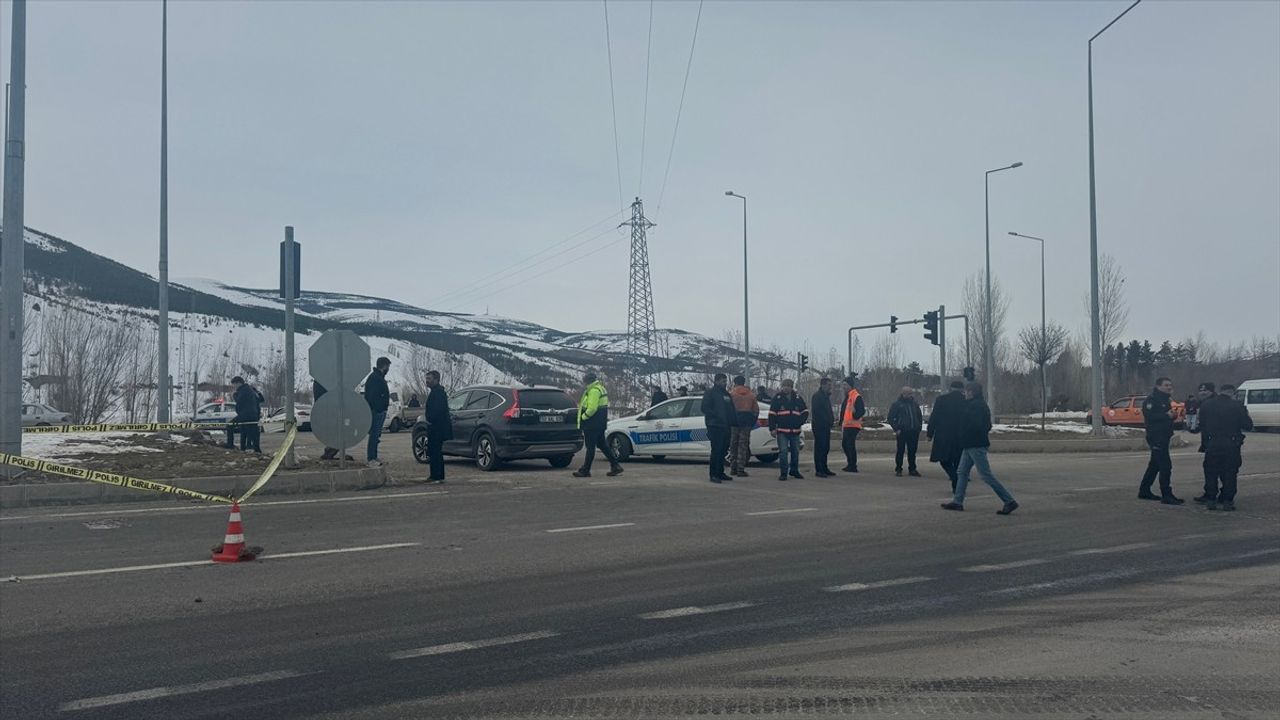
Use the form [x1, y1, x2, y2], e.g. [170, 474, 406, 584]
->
[2, 421, 299, 505]
[23, 420, 267, 434]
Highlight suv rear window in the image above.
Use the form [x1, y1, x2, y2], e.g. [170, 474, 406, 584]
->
[519, 390, 576, 410]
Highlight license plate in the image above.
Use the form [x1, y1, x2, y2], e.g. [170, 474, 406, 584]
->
[539, 415, 564, 423]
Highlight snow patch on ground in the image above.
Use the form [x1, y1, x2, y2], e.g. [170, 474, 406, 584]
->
[19, 432, 185, 459]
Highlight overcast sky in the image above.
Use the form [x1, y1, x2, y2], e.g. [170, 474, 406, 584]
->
[4, 0, 1278, 363]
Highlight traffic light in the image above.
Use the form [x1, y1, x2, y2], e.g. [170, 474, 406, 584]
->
[963, 366, 976, 381]
[889, 315, 899, 333]
[923, 311, 939, 346]
[798, 353, 810, 374]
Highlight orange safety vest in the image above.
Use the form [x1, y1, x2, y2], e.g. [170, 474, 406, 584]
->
[842, 389, 863, 429]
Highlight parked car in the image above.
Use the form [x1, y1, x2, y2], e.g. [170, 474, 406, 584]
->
[263, 404, 312, 433]
[605, 396, 794, 465]
[189, 401, 239, 428]
[1236, 378, 1280, 430]
[411, 385, 583, 471]
[1086, 395, 1186, 429]
[20, 403, 72, 427]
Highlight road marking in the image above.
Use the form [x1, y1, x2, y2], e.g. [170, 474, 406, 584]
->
[7, 543, 422, 582]
[389, 630, 559, 660]
[1067, 486, 1112, 492]
[745, 508, 819, 516]
[1068, 542, 1155, 556]
[638, 601, 756, 620]
[824, 576, 933, 592]
[1235, 548, 1280, 559]
[588, 481, 624, 486]
[59, 670, 306, 711]
[545, 523, 635, 533]
[0, 491, 450, 522]
[960, 558, 1050, 573]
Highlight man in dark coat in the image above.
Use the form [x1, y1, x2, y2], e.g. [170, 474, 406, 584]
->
[810, 377, 835, 477]
[1193, 382, 1253, 511]
[362, 357, 392, 467]
[887, 386, 924, 477]
[650, 386, 669, 408]
[928, 381, 965, 492]
[423, 370, 453, 482]
[768, 379, 809, 481]
[941, 381, 1018, 515]
[1139, 376, 1183, 504]
[227, 376, 263, 453]
[701, 373, 735, 483]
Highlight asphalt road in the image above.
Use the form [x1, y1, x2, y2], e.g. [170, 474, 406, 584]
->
[2, 436, 1278, 719]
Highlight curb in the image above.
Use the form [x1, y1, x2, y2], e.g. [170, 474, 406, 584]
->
[0, 467, 392, 509]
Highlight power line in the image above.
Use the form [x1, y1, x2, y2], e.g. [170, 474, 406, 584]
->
[448, 232, 631, 313]
[603, 0, 624, 211]
[656, 0, 704, 218]
[637, 0, 654, 197]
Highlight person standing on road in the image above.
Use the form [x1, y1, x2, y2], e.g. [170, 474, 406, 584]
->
[650, 385, 669, 408]
[838, 374, 865, 473]
[756, 385, 772, 406]
[928, 380, 966, 492]
[888, 386, 924, 477]
[702, 373, 735, 483]
[574, 372, 623, 478]
[769, 379, 809, 481]
[363, 357, 392, 468]
[227, 376, 262, 453]
[810, 377, 835, 477]
[941, 382, 1018, 515]
[728, 376, 759, 477]
[423, 370, 453, 482]
[1138, 376, 1184, 505]
[1192, 382, 1252, 511]
[676, 386, 690, 398]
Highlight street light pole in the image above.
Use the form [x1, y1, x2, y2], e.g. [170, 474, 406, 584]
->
[725, 191, 749, 382]
[157, 0, 171, 423]
[1, 0, 28, 477]
[984, 161, 1022, 416]
[1008, 232, 1048, 432]
[1088, 0, 1142, 435]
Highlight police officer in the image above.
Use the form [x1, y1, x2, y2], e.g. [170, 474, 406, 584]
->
[1193, 382, 1253, 511]
[574, 372, 623, 478]
[1138, 376, 1183, 504]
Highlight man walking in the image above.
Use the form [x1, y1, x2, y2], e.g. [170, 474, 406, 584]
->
[574, 372, 622, 478]
[838, 374, 865, 472]
[363, 357, 392, 468]
[728, 376, 759, 477]
[941, 381, 1018, 515]
[227, 376, 262, 453]
[1138, 376, 1183, 504]
[769, 379, 809, 481]
[928, 380, 965, 492]
[423, 370, 452, 482]
[810, 377, 835, 477]
[1193, 382, 1253, 511]
[702, 373, 735, 483]
[888, 386, 924, 477]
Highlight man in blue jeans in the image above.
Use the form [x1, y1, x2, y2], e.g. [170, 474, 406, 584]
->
[941, 381, 1018, 515]
[768, 379, 809, 481]
[363, 356, 392, 468]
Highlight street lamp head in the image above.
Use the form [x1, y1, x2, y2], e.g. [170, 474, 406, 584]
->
[1011, 162, 1023, 168]
[724, 190, 734, 196]
[1008, 231, 1018, 236]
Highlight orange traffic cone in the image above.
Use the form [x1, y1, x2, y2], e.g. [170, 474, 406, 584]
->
[211, 503, 259, 563]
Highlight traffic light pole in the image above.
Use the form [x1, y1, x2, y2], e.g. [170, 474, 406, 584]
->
[938, 305, 946, 393]
[846, 318, 923, 373]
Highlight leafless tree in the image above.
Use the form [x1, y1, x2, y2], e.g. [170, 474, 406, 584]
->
[869, 333, 903, 370]
[1017, 321, 1070, 429]
[962, 271, 1011, 375]
[1086, 254, 1129, 370]
[44, 305, 135, 423]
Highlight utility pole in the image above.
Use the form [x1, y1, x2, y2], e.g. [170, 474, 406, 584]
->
[1, 0, 27, 476]
[938, 304, 947, 393]
[724, 191, 749, 381]
[282, 227, 299, 468]
[157, 0, 171, 423]
[621, 197, 657, 399]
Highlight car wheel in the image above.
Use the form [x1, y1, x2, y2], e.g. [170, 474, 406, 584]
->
[412, 431, 429, 464]
[548, 454, 574, 468]
[608, 434, 632, 462]
[754, 453, 778, 465]
[474, 433, 500, 471]
[388, 417, 403, 433]
[301, 422, 312, 432]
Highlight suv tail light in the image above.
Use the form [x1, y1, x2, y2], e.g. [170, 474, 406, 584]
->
[503, 390, 521, 421]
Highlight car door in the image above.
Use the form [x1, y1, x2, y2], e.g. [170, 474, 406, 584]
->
[1104, 398, 1132, 425]
[626, 398, 690, 455]
[441, 391, 474, 454]
[20, 404, 35, 427]
[667, 397, 711, 456]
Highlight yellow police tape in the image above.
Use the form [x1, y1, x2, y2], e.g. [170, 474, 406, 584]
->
[0, 422, 298, 505]
[23, 420, 264, 434]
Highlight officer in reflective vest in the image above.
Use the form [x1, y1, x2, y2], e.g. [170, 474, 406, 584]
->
[839, 374, 866, 473]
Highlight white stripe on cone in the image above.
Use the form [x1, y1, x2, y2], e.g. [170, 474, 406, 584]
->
[223, 534, 245, 544]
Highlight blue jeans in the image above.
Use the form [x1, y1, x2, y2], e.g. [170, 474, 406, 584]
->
[954, 447, 1014, 506]
[367, 411, 387, 461]
[777, 433, 801, 475]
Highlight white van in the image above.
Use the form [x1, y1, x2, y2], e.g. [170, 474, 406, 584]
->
[1235, 378, 1279, 430]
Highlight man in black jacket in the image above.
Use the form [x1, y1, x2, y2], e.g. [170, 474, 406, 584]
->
[1139, 377, 1183, 504]
[363, 357, 392, 467]
[941, 382, 1018, 515]
[810, 377, 835, 477]
[888, 386, 924, 477]
[227, 376, 262, 453]
[701, 373, 735, 483]
[650, 386, 668, 408]
[928, 381, 965, 491]
[1193, 382, 1252, 511]
[423, 370, 453, 482]
[768, 379, 809, 481]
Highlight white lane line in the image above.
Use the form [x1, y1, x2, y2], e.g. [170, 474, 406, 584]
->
[588, 481, 624, 486]
[824, 576, 933, 593]
[638, 601, 756, 620]
[1067, 486, 1113, 492]
[0, 491, 449, 522]
[960, 558, 1050, 573]
[59, 670, 306, 712]
[745, 508, 819, 517]
[1068, 542, 1155, 556]
[1235, 548, 1280, 559]
[389, 630, 560, 660]
[545, 523, 635, 534]
[8, 543, 422, 582]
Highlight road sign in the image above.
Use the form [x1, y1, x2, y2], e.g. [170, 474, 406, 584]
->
[310, 390, 372, 451]
[308, 330, 370, 392]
